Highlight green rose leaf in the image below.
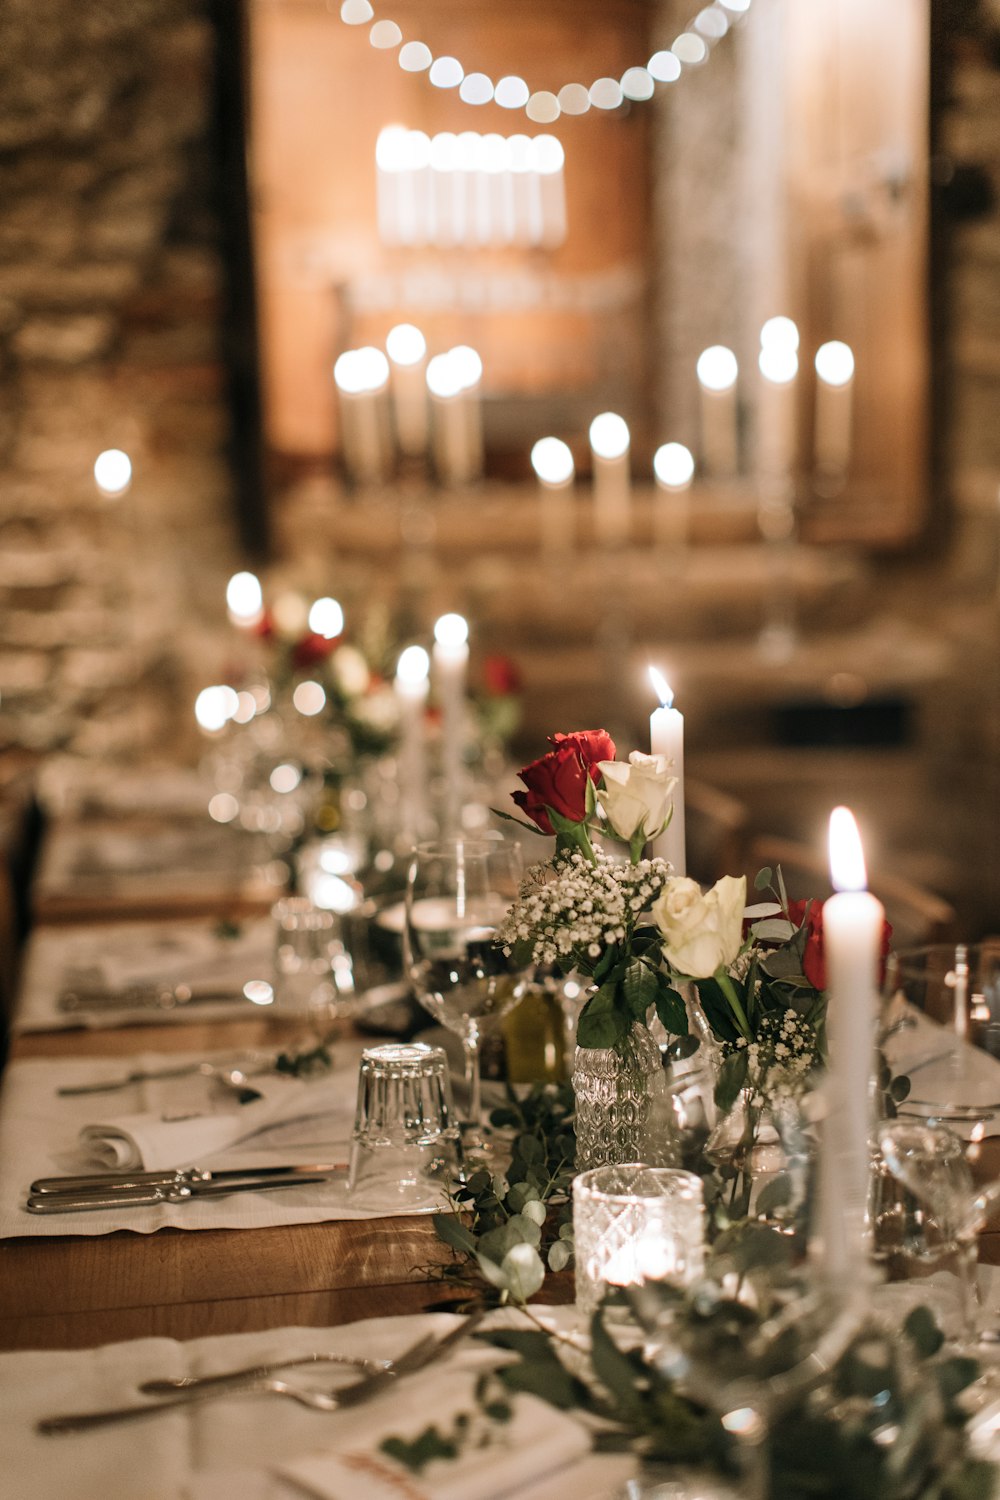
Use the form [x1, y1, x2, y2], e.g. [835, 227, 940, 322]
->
[654, 977, 689, 1037]
[713, 1049, 749, 1112]
[622, 958, 659, 1021]
[577, 982, 630, 1050]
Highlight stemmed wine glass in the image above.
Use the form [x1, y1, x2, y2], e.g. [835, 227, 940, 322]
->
[403, 836, 529, 1148]
[876, 1117, 1000, 1348]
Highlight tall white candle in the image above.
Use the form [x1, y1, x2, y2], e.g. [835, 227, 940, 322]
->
[225, 570, 264, 630]
[757, 344, 799, 478]
[696, 346, 739, 478]
[451, 346, 484, 481]
[647, 667, 685, 875]
[531, 437, 575, 556]
[589, 412, 631, 547]
[820, 806, 884, 1281]
[814, 341, 855, 475]
[334, 348, 391, 485]
[653, 443, 695, 550]
[395, 644, 430, 843]
[386, 324, 429, 458]
[427, 353, 470, 485]
[433, 613, 469, 834]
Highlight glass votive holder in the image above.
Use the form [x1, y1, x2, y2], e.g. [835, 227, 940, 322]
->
[573, 1162, 705, 1317]
[272, 896, 352, 1038]
[348, 1042, 463, 1203]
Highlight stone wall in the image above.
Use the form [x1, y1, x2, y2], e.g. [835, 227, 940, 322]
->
[0, 0, 238, 760]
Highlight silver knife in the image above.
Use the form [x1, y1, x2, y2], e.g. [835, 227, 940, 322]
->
[59, 985, 252, 1014]
[31, 1163, 346, 1195]
[303, 1306, 488, 1409]
[26, 1174, 336, 1213]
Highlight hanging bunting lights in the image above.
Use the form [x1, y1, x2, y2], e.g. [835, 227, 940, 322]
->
[339, 0, 752, 124]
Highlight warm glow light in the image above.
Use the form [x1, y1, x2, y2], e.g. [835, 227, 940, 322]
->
[398, 40, 431, 71]
[829, 806, 868, 892]
[386, 323, 426, 367]
[482, 134, 507, 173]
[621, 66, 654, 101]
[649, 666, 674, 709]
[340, 0, 372, 22]
[530, 135, 564, 174]
[815, 340, 855, 387]
[271, 591, 309, 636]
[244, 979, 274, 1006]
[589, 412, 630, 460]
[459, 71, 493, 105]
[308, 596, 344, 638]
[429, 55, 463, 88]
[232, 690, 257, 724]
[531, 436, 575, 486]
[334, 346, 389, 394]
[434, 612, 469, 649]
[495, 75, 529, 109]
[558, 82, 591, 114]
[589, 78, 623, 110]
[527, 91, 560, 123]
[758, 346, 799, 384]
[673, 32, 708, 64]
[93, 449, 132, 497]
[195, 685, 239, 732]
[369, 19, 401, 48]
[208, 792, 240, 824]
[760, 316, 800, 352]
[225, 570, 263, 622]
[648, 50, 682, 82]
[292, 680, 327, 717]
[719, 0, 752, 11]
[270, 763, 303, 795]
[426, 352, 463, 399]
[696, 345, 738, 392]
[396, 643, 430, 684]
[695, 6, 729, 38]
[312, 873, 361, 913]
[653, 442, 695, 488]
[450, 345, 483, 389]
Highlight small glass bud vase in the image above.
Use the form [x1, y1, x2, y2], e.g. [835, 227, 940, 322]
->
[572, 1023, 677, 1170]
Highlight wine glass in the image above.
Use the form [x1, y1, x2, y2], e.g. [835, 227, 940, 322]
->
[876, 1117, 1000, 1347]
[403, 836, 529, 1147]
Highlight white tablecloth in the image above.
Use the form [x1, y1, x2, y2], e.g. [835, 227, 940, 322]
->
[0, 1042, 451, 1236]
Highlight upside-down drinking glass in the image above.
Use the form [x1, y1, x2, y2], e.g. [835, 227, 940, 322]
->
[403, 837, 529, 1147]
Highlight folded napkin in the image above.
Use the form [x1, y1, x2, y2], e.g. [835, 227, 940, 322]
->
[78, 1073, 321, 1171]
[280, 1372, 590, 1500]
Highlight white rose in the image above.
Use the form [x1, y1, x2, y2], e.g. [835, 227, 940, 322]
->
[597, 752, 677, 843]
[652, 874, 747, 978]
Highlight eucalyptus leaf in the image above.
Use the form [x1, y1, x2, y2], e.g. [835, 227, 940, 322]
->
[432, 1213, 477, 1256]
[753, 867, 773, 891]
[547, 1238, 573, 1272]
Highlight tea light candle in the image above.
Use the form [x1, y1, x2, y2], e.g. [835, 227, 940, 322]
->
[589, 412, 631, 547]
[395, 644, 430, 841]
[820, 806, 884, 1280]
[433, 613, 469, 834]
[814, 341, 855, 475]
[648, 667, 685, 875]
[531, 436, 575, 556]
[573, 1164, 705, 1316]
[386, 324, 429, 458]
[696, 346, 739, 477]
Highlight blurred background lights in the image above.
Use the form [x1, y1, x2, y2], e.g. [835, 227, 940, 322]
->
[648, 50, 682, 82]
[207, 792, 240, 824]
[340, 0, 372, 21]
[450, 345, 483, 388]
[369, 19, 401, 48]
[654, 442, 696, 488]
[396, 643, 430, 683]
[760, 315, 800, 352]
[696, 345, 739, 391]
[225, 570, 263, 623]
[269, 762, 303, 794]
[429, 55, 463, 88]
[398, 40, 431, 70]
[195, 685, 239, 732]
[292, 679, 327, 716]
[495, 76, 529, 109]
[672, 32, 708, 64]
[93, 449, 132, 498]
[243, 980, 274, 1006]
[385, 323, 426, 365]
[459, 72, 493, 105]
[815, 340, 856, 386]
[333, 346, 390, 393]
[589, 412, 630, 459]
[531, 436, 574, 485]
[588, 78, 622, 110]
[434, 612, 469, 648]
[758, 345, 799, 384]
[621, 67, 654, 101]
[232, 690, 258, 724]
[308, 596, 344, 638]
[425, 352, 464, 400]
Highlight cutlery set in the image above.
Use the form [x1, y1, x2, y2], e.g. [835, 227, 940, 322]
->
[37, 1309, 486, 1432]
[26, 1162, 348, 1213]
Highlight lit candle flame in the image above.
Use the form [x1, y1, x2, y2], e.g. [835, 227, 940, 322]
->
[648, 666, 673, 710]
[828, 806, 867, 892]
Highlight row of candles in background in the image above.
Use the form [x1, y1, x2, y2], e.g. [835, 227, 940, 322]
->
[579, 805, 883, 1300]
[333, 316, 856, 511]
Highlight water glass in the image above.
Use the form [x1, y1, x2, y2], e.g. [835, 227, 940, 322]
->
[272, 896, 349, 1042]
[348, 1042, 463, 1201]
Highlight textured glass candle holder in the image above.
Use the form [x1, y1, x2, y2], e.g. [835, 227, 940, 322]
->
[573, 1162, 705, 1316]
[572, 1023, 671, 1169]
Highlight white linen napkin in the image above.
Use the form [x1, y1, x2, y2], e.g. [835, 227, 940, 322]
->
[280, 1373, 590, 1500]
[78, 1074, 320, 1170]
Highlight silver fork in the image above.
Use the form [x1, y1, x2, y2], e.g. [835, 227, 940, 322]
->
[139, 1350, 389, 1396]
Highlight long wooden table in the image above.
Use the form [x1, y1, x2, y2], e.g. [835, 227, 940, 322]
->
[0, 1014, 456, 1352]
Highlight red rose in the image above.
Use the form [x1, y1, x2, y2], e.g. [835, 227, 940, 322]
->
[482, 654, 522, 697]
[512, 728, 616, 835]
[291, 632, 336, 670]
[786, 898, 893, 991]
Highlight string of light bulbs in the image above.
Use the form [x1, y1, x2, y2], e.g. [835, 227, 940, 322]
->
[339, 0, 752, 124]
